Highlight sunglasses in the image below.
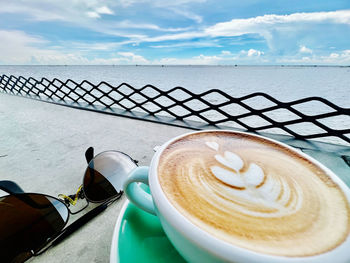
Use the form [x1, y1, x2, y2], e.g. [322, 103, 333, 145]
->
[0, 147, 138, 263]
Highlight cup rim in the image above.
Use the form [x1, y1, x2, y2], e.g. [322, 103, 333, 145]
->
[148, 130, 350, 262]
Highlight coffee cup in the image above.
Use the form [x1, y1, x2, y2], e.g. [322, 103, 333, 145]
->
[123, 130, 350, 262]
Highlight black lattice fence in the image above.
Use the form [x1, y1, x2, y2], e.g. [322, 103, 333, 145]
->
[1, 74, 349, 145]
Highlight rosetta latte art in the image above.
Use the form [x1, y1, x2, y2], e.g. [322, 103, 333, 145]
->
[206, 141, 302, 218]
[158, 131, 350, 257]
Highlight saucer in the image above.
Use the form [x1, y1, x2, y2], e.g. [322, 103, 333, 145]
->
[110, 196, 185, 262]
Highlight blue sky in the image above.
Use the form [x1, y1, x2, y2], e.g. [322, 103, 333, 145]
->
[0, 0, 349, 65]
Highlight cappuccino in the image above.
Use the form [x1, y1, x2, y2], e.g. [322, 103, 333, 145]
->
[158, 131, 350, 257]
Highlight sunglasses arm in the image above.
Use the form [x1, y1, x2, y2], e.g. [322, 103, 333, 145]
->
[36, 199, 116, 255]
[50, 202, 108, 248]
[85, 147, 94, 164]
[0, 180, 25, 194]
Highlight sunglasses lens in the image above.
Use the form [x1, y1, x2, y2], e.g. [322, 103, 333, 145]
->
[83, 151, 137, 202]
[0, 193, 69, 262]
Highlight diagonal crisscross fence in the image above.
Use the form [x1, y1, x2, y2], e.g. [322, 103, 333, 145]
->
[1, 74, 349, 145]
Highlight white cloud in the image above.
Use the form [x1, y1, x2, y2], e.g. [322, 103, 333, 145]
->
[153, 51, 266, 65]
[169, 7, 203, 23]
[96, 6, 114, 15]
[154, 54, 222, 65]
[1, 29, 349, 65]
[277, 50, 350, 64]
[0, 1, 97, 21]
[119, 0, 206, 8]
[150, 41, 220, 48]
[325, 50, 350, 62]
[0, 4, 64, 21]
[86, 6, 114, 18]
[206, 10, 350, 37]
[0, 0, 202, 33]
[86, 12, 100, 18]
[299, 45, 313, 54]
[3, 1, 349, 56]
[240, 49, 264, 57]
[88, 56, 148, 65]
[330, 53, 340, 58]
[248, 49, 263, 57]
[109, 20, 191, 32]
[0, 0, 204, 44]
[67, 42, 125, 51]
[0, 1, 120, 35]
[128, 9, 350, 53]
[0, 30, 150, 65]
[0, 30, 66, 64]
[118, 1, 205, 24]
[221, 50, 232, 55]
[117, 52, 149, 63]
[141, 31, 206, 42]
[151, 48, 350, 65]
[205, 10, 350, 54]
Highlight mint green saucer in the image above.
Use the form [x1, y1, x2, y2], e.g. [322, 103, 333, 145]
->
[110, 197, 186, 262]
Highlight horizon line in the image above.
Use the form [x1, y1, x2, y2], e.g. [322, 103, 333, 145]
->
[0, 64, 349, 67]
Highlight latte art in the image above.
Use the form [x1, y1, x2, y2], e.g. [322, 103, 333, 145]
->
[158, 131, 350, 257]
[208, 143, 303, 218]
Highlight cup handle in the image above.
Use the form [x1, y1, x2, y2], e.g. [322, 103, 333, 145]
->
[123, 166, 156, 215]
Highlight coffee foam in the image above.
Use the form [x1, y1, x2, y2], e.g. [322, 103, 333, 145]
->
[158, 131, 350, 257]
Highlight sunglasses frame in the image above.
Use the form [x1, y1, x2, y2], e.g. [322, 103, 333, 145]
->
[0, 147, 138, 262]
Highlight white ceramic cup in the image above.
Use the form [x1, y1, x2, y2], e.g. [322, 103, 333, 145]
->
[123, 130, 350, 263]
